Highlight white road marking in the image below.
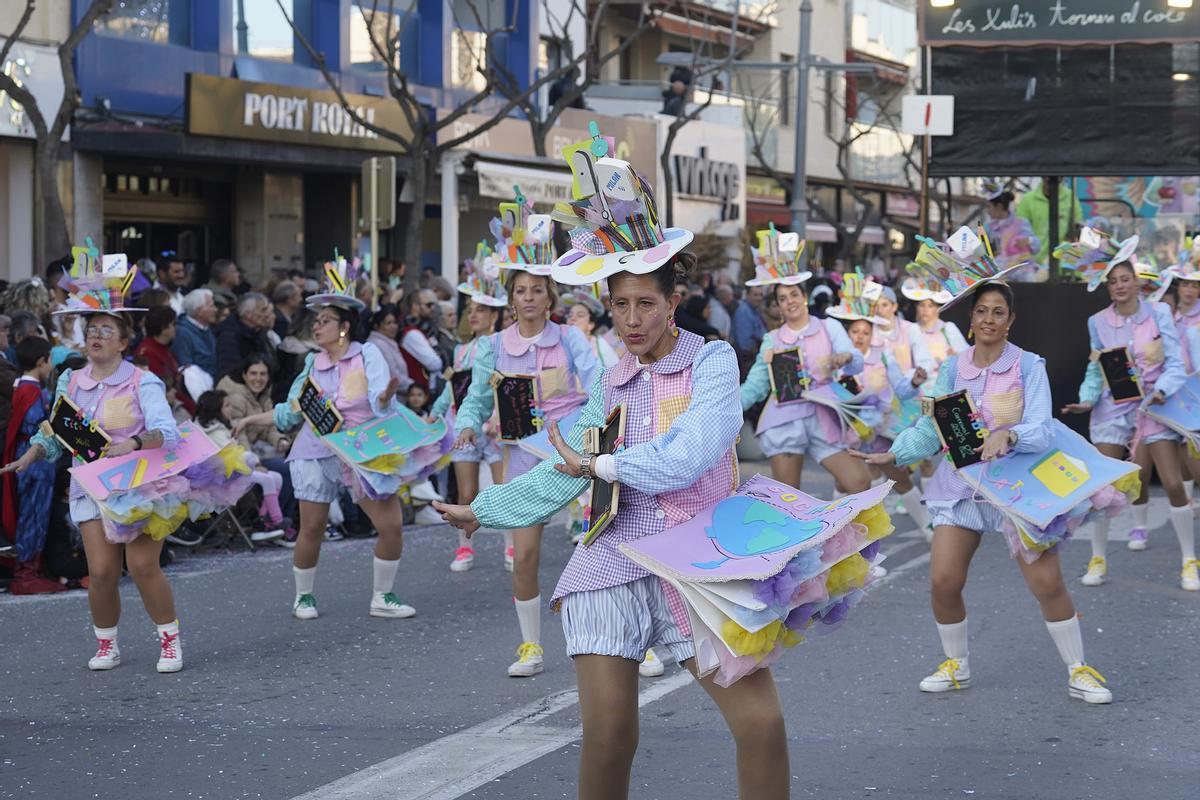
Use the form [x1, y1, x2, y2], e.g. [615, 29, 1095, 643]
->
[288, 547, 935, 800]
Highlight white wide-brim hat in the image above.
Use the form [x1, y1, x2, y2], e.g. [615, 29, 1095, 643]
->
[900, 277, 953, 305]
[552, 227, 693, 286]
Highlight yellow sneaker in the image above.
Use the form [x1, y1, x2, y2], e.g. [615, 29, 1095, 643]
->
[918, 657, 970, 692]
[507, 642, 545, 677]
[1181, 559, 1200, 591]
[1080, 556, 1106, 587]
[1068, 665, 1112, 704]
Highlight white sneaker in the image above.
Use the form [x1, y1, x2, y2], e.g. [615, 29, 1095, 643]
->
[251, 528, 284, 542]
[639, 648, 665, 677]
[1181, 559, 1200, 591]
[410, 480, 444, 503]
[293, 593, 319, 620]
[1081, 556, 1107, 587]
[869, 564, 888, 580]
[923, 526, 934, 545]
[1127, 528, 1148, 551]
[449, 546, 475, 572]
[414, 506, 443, 526]
[370, 591, 416, 618]
[156, 628, 183, 673]
[918, 657, 970, 692]
[893, 498, 908, 516]
[88, 637, 121, 670]
[1068, 665, 1112, 704]
[504, 545, 515, 572]
[507, 642, 544, 677]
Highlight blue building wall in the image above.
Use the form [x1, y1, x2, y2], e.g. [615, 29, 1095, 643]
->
[73, 0, 535, 120]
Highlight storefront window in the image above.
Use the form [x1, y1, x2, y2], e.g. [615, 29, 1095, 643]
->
[350, 3, 402, 71]
[449, 29, 488, 92]
[235, 0, 295, 62]
[95, 0, 190, 46]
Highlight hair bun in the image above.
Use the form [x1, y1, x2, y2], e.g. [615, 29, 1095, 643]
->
[672, 251, 697, 285]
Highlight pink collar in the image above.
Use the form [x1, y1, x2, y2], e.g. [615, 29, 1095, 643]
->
[501, 321, 562, 357]
[774, 318, 821, 347]
[957, 342, 1020, 380]
[314, 341, 363, 371]
[74, 360, 135, 391]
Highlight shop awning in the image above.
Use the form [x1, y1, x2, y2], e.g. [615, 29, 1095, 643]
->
[858, 225, 886, 245]
[475, 160, 573, 205]
[805, 222, 839, 243]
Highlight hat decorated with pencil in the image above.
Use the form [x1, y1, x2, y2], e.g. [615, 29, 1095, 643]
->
[1052, 226, 1140, 292]
[906, 225, 1025, 311]
[562, 281, 606, 317]
[826, 270, 886, 325]
[900, 276, 953, 305]
[1136, 260, 1173, 304]
[457, 241, 508, 308]
[489, 185, 557, 276]
[745, 223, 811, 287]
[550, 121, 693, 286]
[1169, 235, 1200, 282]
[306, 250, 366, 311]
[53, 236, 144, 316]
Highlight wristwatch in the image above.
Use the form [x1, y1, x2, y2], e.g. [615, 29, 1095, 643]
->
[579, 455, 594, 480]
[132, 434, 144, 451]
[1007, 430, 1018, 446]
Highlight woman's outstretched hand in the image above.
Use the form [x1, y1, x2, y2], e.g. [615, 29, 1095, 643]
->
[431, 501, 480, 537]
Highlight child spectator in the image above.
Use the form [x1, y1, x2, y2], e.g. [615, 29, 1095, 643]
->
[1, 336, 64, 593]
[405, 384, 430, 415]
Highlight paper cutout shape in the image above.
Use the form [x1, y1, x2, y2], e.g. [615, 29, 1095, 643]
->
[71, 422, 219, 502]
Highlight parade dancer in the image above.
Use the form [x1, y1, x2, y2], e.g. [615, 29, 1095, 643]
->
[827, 276, 931, 537]
[901, 277, 968, 390]
[435, 143, 791, 794]
[1056, 231, 1196, 591]
[566, 287, 621, 368]
[1168, 242, 1200, 512]
[430, 246, 512, 573]
[980, 178, 1040, 282]
[740, 227, 872, 497]
[3, 260, 186, 672]
[870, 284, 936, 380]
[454, 195, 599, 677]
[232, 258, 416, 620]
[855, 262, 1113, 703]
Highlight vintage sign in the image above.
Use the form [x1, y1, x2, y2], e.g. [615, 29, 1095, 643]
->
[920, 0, 1200, 47]
[673, 147, 742, 222]
[186, 73, 410, 152]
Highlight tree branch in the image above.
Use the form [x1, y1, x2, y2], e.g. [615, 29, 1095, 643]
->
[0, 0, 35, 68]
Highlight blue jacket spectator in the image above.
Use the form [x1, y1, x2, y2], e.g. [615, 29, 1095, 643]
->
[172, 288, 219, 377]
[731, 287, 768, 356]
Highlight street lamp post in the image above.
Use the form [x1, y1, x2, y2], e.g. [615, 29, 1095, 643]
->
[789, 0, 813, 245]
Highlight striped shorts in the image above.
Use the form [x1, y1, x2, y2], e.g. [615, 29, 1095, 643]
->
[926, 498, 1009, 533]
[560, 575, 695, 665]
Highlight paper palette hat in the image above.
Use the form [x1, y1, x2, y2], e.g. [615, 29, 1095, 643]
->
[53, 237, 144, 316]
[550, 122, 693, 286]
[826, 271, 887, 325]
[900, 276, 953, 305]
[490, 186, 556, 276]
[561, 282, 606, 317]
[1051, 226, 1140, 292]
[1171, 236, 1200, 282]
[746, 223, 811, 287]
[306, 251, 366, 311]
[1136, 261, 1173, 304]
[906, 225, 1025, 311]
[457, 241, 508, 308]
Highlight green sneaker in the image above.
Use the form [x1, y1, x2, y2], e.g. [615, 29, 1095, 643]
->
[370, 591, 416, 618]
[292, 593, 318, 620]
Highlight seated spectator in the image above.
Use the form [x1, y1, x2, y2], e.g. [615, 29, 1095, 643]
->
[274, 308, 318, 404]
[218, 355, 290, 458]
[405, 384, 430, 415]
[206, 258, 243, 315]
[0, 315, 14, 440]
[354, 277, 375, 311]
[272, 281, 302, 339]
[133, 305, 183, 409]
[173, 288, 219, 378]
[675, 294, 720, 341]
[400, 290, 443, 389]
[154, 254, 189, 313]
[215, 292, 275, 379]
[366, 306, 413, 392]
[194, 390, 293, 544]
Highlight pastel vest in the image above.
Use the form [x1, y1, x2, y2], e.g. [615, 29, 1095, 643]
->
[491, 322, 587, 425]
[288, 344, 373, 462]
[65, 365, 149, 500]
[551, 332, 739, 635]
[1176, 304, 1200, 373]
[924, 345, 1030, 504]
[1089, 304, 1166, 425]
[873, 319, 915, 372]
[755, 320, 841, 444]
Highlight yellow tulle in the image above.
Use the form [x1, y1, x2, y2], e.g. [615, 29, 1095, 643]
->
[853, 503, 894, 542]
[850, 418, 872, 442]
[721, 619, 804, 658]
[1112, 471, 1141, 504]
[1188, 440, 1200, 460]
[361, 454, 407, 473]
[219, 444, 253, 478]
[826, 552, 870, 596]
[143, 504, 190, 540]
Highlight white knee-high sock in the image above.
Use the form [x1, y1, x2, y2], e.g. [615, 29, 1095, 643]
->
[293, 566, 316, 596]
[936, 619, 968, 661]
[1091, 517, 1110, 560]
[503, 531, 514, 550]
[1184, 480, 1195, 503]
[1045, 616, 1085, 670]
[900, 487, 931, 532]
[458, 530, 471, 549]
[1169, 505, 1196, 562]
[94, 625, 117, 641]
[373, 556, 400, 595]
[1132, 502, 1149, 531]
[156, 619, 180, 638]
[514, 595, 541, 645]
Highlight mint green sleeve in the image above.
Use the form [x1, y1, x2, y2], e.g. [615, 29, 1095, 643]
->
[1077, 317, 1104, 406]
[29, 369, 72, 462]
[471, 371, 606, 529]
[273, 353, 314, 431]
[889, 356, 956, 467]
[430, 379, 453, 419]
[739, 333, 774, 410]
[454, 335, 496, 437]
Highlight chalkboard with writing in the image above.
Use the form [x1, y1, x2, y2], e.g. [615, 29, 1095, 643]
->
[1097, 346, 1143, 404]
[450, 370, 474, 409]
[44, 395, 111, 462]
[296, 376, 344, 436]
[492, 373, 539, 442]
[838, 375, 862, 396]
[769, 348, 810, 405]
[926, 390, 985, 470]
[582, 405, 626, 546]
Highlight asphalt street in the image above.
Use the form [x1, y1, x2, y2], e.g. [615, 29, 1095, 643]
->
[2, 466, 1197, 800]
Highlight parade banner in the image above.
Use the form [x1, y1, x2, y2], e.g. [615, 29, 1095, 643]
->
[959, 420, 1139, 529]
[920, 0, 1200, 47]
[70, 423, 218, 502]
[620, 475, 892, 582]
[322, 408, 448, 475]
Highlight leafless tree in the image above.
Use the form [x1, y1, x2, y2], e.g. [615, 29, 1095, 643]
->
[0, 1, 115, 269]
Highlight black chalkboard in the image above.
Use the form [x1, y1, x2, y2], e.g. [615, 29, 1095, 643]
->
[927, 390, 985, 470]
[838, 375, 861, 396]
[1097, 347, 1143, 404]
[450, 370, 473, 409]
[768, 348, 810, 405]
[582, 405, 626, 546]
[296, 376, 344, 436]
[492, 373, 539, 442]
[45, 395, 111, 462]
